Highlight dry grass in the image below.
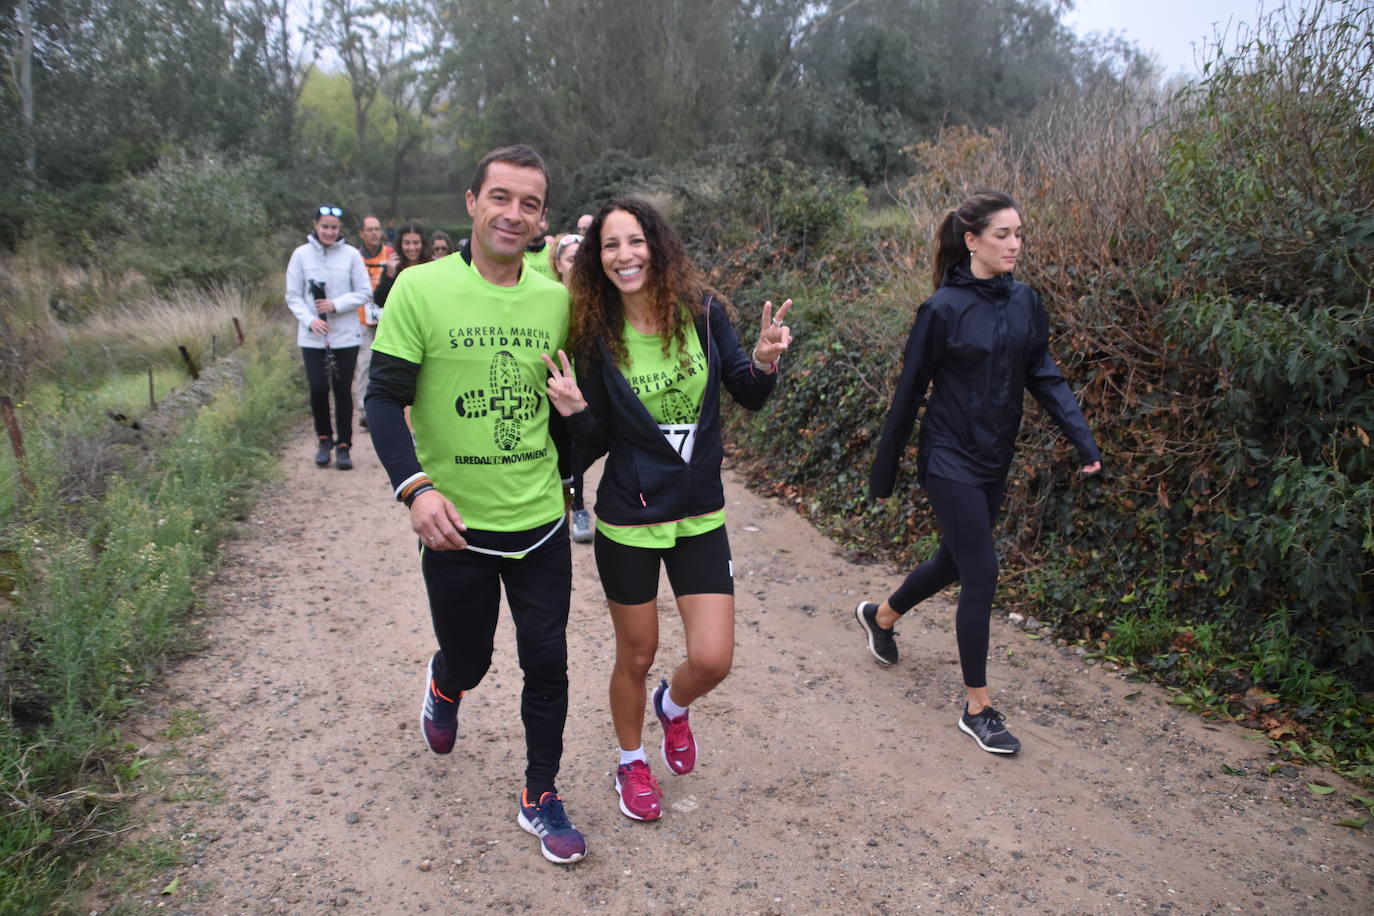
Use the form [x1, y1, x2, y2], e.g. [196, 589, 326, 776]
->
[70, 282, 270, 375]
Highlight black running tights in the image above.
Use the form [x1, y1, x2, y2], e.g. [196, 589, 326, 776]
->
[887, 475, 1006, 689]
[421, 531, 572, 797]
[300, 345, 358, 446]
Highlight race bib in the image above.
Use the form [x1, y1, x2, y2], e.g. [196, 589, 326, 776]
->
[659, 422, 698, 462]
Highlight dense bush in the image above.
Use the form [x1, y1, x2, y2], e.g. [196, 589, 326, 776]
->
[712, 3, 1374, 779]
[108, 151, 280, 288]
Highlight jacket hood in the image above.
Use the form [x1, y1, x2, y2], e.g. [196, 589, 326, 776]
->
[943, 259, 1014, 299]
[307, 232, 342, 252]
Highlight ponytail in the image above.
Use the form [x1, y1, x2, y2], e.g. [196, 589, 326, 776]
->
[932, 209, 965, 291]
[929, 190, 1020, 290]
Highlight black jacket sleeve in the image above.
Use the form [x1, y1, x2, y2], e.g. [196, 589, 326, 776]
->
[1024, 295, 1101, 465]
[548, 407, 573, 482]
[565, 355, 613, 464]
[373, 271, 396, 308]
[708, 297, 777, 411]
[869, 302, 943, 498]
[364, 350, 423, 492]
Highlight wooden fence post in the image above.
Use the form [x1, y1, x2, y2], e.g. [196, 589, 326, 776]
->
[178, 345, 200, 380]
[232, 316, 245, 345]
[1, 395, 35, 497]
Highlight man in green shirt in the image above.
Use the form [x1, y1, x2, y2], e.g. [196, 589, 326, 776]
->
[364, 145, 585, 866]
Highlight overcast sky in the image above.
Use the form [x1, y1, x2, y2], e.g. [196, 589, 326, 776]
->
[1062, 0, 1275, 77]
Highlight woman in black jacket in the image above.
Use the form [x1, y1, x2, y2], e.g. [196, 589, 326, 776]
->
[856, 190, 1101, 756]
[542, 198, 792, 822]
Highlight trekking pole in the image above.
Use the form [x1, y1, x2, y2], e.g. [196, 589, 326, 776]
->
[324, 342, 339, 389]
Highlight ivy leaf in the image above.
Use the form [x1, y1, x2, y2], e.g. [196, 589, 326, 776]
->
[161, 876, 180, 896]
[1305, 782, 1336, 796]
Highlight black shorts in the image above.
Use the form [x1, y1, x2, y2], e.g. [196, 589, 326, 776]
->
[593, 524, 734, 605]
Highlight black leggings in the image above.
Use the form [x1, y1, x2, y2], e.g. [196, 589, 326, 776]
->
[888, 475, 1006, 689]
[300, 345, 358, 446]
[421, 530, 572, 797]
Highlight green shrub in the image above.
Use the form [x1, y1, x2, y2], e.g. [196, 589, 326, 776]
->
[109, 150, 281, 288]
[0, 318, 299, 912]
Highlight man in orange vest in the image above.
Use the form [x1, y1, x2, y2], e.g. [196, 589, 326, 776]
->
[355, 215, 392, 427]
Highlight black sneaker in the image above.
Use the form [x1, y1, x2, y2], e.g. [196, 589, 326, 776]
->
[335, 443, 353, 471]
[958, 705, 1020, 754]
[854, 601, 898, 665]
[314, 436, 333, 467]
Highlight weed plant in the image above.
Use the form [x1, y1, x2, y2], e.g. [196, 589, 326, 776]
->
[0, 303, 300, 913]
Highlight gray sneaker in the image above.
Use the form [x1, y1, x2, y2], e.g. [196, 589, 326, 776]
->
[854, 601, 898, 665]
[958, 706, 1021, 755]
[571, 508, 593, 543]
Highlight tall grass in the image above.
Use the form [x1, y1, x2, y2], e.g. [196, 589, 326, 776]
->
[0, 287, 300, 913]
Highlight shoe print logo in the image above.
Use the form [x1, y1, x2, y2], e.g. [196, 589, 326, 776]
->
[453, 350, 541, 451]
[658, 387, 696, 424]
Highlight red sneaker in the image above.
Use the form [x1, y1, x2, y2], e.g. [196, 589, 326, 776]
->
[652, 679, 697, 775]
[614, 760, 663, 821]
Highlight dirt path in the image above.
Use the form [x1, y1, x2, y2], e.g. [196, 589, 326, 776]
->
[97, 423, 1372, 914]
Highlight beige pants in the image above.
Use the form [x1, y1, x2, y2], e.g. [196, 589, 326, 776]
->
[355, 324, 376, 412]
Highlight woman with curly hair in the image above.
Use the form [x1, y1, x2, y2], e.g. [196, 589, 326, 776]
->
[542, 198, 793, 822]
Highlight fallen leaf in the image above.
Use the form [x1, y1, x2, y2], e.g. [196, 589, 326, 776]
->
[161, 876, 180, 896]
[1306, 782, 1336, 795]
[1335, 817, 1367, 829]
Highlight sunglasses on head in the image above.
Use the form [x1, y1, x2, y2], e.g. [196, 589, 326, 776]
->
[557, 234, 584, 251]
[317, 206, 343, 218]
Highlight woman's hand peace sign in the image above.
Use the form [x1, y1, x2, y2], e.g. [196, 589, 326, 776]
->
[754, 299, 794, 367]
[541, 349, 588, 417]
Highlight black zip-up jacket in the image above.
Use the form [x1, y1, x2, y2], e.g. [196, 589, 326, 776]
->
[567, 296, 777, 526]
[870, 262, 1100, 496]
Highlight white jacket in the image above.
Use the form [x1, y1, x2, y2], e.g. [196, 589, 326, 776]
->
[285, 234, 372, 349]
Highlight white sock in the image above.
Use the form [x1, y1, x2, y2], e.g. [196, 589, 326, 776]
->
[619, 746, 647, 766]
[661, 686, 689, 719]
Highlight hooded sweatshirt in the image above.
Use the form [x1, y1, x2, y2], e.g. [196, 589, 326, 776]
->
[285, 233, 372, 349]
[870, 260, 1100, 496]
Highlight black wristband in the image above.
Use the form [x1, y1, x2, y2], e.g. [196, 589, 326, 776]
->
[403, 484, 435, 508]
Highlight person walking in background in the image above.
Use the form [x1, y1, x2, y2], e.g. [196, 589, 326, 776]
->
[285, 205, 371, 470]
[372, 221, 430, 308]
[856, 190, 1101, 756]
[364, 146, 586, 866]
[576, 213, 593, 235]
[354, 215, 393, 429]
[542, 198, 792, 823]
[524, 215, 559, 282]
[550, 232, 594, 544]
[430, 230, 453, 259]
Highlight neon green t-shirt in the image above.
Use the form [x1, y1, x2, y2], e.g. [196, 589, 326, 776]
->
[523, 247, 558, 284]
[596, 315, 726, 548]
[372, 256, 569, 532]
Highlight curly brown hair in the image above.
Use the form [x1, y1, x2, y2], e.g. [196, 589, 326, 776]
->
[567, 198, 709, 370]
